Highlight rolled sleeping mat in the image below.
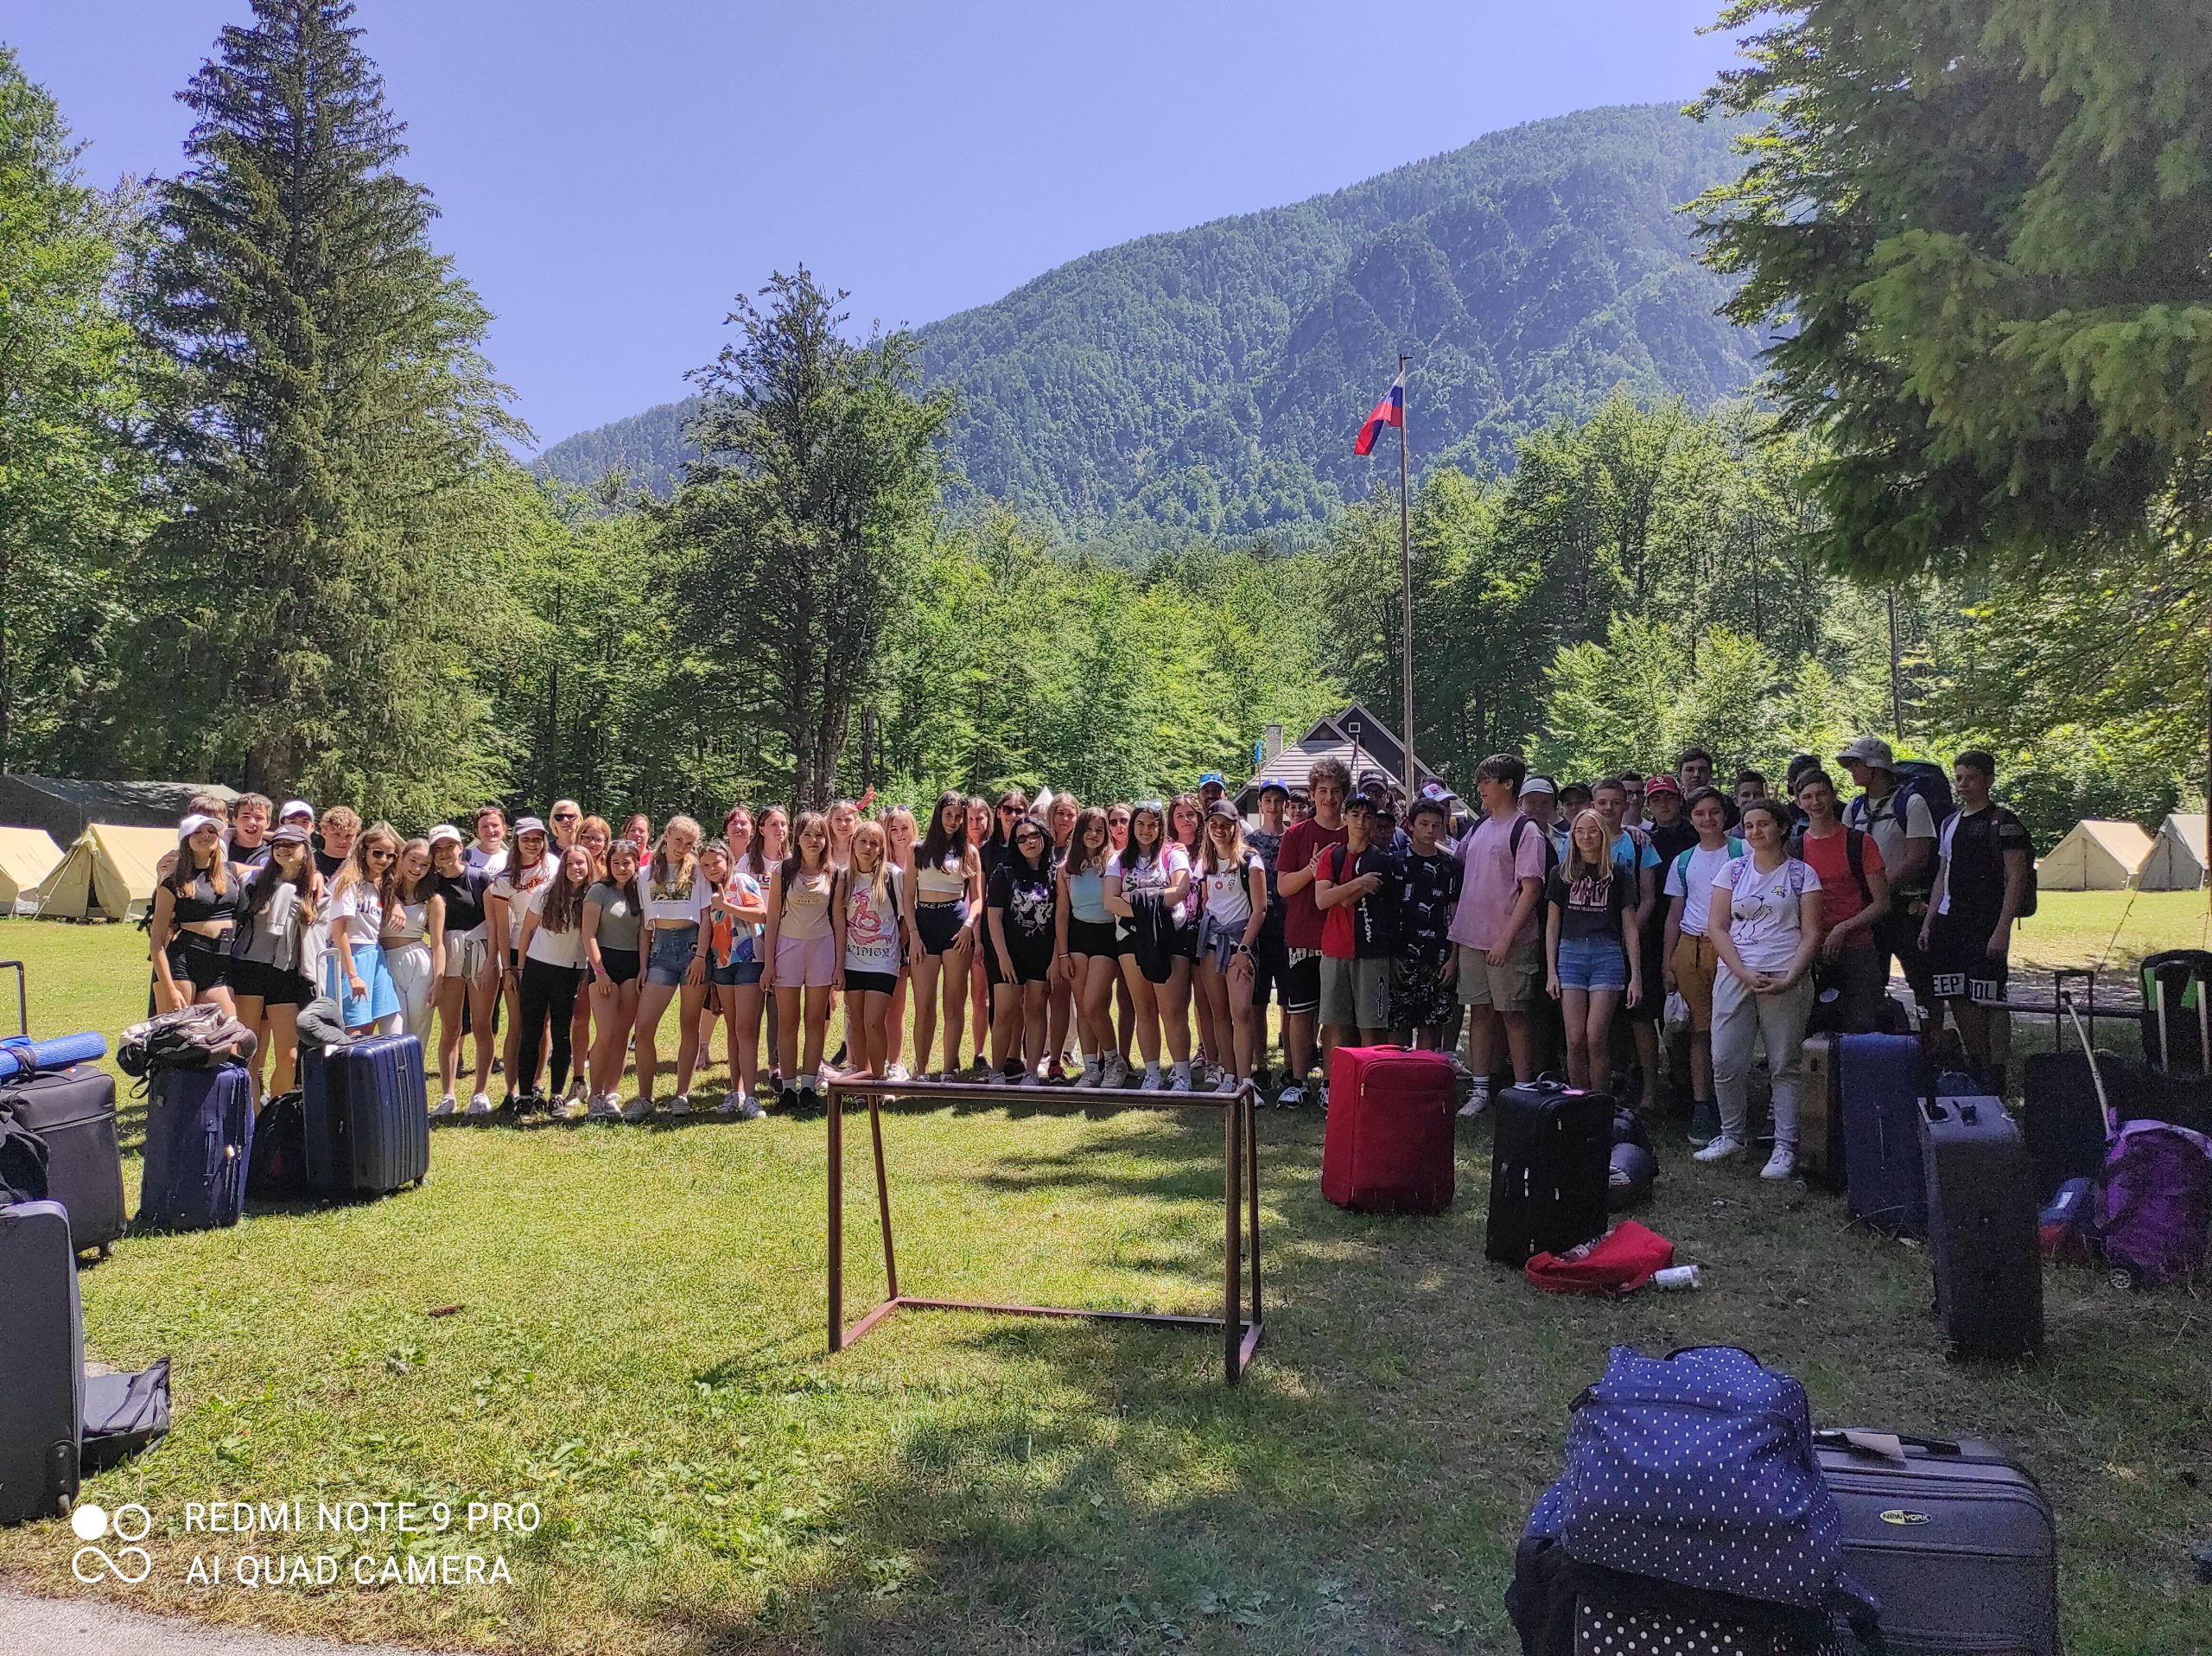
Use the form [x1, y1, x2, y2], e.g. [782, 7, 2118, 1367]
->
[0, 1030, 109, 1081]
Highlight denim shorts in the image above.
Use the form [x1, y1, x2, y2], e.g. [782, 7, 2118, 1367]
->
[709, 954, 764, 987]
[1556, 933, 1630, 992]
[645, 924, 701, 986]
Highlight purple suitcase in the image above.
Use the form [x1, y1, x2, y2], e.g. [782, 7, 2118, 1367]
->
[302, 1035, 429, 1196]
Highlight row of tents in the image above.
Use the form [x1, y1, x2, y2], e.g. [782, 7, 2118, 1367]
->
[2042, 812, 2209, 891]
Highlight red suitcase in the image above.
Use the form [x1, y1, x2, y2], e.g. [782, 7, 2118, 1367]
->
[1321, 1046, 1456, 1213]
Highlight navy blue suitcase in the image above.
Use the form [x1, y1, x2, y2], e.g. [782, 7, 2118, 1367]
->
[1840, 1034, 1927, 1235]
[0, 1201, 82, 1523]
[302, 1035, 429, 1196]
[1918, 1096, 2042, 1360]
[140, 1066, 253, 1230]
[1485, 1079, 1612, 1265]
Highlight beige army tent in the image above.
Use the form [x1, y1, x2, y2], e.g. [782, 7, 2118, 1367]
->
[32, 823, 179, 920]
[2139, 812, 2209, 891]
[0, 827, 62, 911]
[2038, 819, 2154, 891]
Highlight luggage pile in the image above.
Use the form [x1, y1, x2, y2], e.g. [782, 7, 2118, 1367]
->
[1509, 1345, 2060, 1656]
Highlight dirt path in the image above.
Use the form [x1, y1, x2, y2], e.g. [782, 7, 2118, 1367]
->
[0, 1590, 418, 1656]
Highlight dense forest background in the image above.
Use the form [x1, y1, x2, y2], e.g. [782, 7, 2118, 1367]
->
[2, 3, 2201, 844]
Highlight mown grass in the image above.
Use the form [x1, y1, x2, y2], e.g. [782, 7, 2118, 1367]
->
[0, 908, 2208, 1654]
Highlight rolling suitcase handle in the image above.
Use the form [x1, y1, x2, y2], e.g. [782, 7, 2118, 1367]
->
[0, 960, 25, 1038]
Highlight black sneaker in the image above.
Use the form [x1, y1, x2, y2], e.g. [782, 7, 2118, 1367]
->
[1252, 1065, 1274, 1099]
[779, 1084, 800, 1114]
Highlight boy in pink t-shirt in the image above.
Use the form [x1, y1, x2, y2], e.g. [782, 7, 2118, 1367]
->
[1448, 754, 1549, 1111]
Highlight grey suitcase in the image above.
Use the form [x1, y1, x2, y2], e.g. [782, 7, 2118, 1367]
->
[1918, 1095, 2043, 1360]
[1815, 1430, 2058, 1656]
[0, 1200, 82, 1523]
[0, 1070, 125, 1256]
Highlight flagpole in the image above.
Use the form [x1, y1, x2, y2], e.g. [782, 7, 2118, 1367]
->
[1396, 352, 1415, 799]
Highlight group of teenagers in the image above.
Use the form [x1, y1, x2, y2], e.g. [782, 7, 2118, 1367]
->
[138, 730, 2033, 1170]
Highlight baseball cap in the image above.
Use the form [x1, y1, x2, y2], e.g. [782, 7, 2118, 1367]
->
[1645, 774, 1683, 799]
[427, 825, 464, 849]
[278, 799, 315, 823]
[1421, 780, 1450, 800]
[512, 815, 548, 838]
[1198, 771, 1225, 787]
[1835, 736, 1896, 770]
[179, 812, 220, 836]
[1258, 780, 1290, 799]
[1205, 799, 1240, 822]
[1520, 775, 1557, 799]
[270, 825, 311, 847]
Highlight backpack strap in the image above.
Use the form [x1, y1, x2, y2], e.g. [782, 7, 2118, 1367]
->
[1845, 826, 1871, 907]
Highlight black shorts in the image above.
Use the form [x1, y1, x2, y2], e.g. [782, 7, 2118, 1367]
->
[166, 933, 230, 991]
[1624, 922, 1667, 1023]
[987, 945, 1053, 989]
[1929, 914, 2009, 1005]
[845, 969, 897, 996]
[1067, 916, 1122, 959]
[915, 901, 967, 957]
[1248, 920, 1288, 1008]
[1873, 907, 1936, 1007]
[1282, 950, 1322, 1016]
[596, 946, 640, 986]
[226, 954, 311, 1007]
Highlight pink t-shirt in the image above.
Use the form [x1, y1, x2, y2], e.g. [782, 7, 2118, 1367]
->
[1447, 812, 1548, 952]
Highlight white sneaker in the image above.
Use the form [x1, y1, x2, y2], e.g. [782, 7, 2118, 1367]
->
[564, 1076, 588, 1104]
[1077, 1057, 1101, 1088]
[1020, 1072, 1041, 1087]
[1457, 1090, 1490, 1118]
[431, 1094, 458, 1118]
[669, 1092, 692, 1118]
[1103, 1055, 1130, 1089]
[1168, 1067, 1192, 1094]
[587, 1094, 620, 1120]
[1694, 1134, 1745, 1164]
[713, 1091, 740, 1117]
[737, 1094, 765, 1121]
[1277, 1081, 1306, 1110]
[1215, 1073, 1239, 1094]
[620, 1095, 654, 1124]
[1761, 1147, 1797, 1181]
[466, 1092, 493, 1117]
[1139, 1064, 1163, 1092]
[886, 1061, 911, 1084]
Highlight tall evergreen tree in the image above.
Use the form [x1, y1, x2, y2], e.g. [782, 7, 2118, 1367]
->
[667, 271, 952, 810]
[0, 48, 155, 774]
[127, 0, 515, 809]
[1693, 0, 2212, 577]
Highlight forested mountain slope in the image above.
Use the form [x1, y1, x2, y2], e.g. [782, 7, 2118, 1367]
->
[537, 103, 1758, 543]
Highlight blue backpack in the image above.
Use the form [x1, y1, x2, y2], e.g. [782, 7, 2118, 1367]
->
[1537, 1346, 1861, 1613]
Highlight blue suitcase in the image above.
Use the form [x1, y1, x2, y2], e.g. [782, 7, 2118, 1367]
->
[140, 1065, 254, 1230]
[1840, 1033, 1928, 1235]
[0, 1201, 82, 1523]
[302, 1035, 429, 1196]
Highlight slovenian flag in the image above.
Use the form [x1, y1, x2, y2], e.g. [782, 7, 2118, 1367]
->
[1354, 371, 1404, 455]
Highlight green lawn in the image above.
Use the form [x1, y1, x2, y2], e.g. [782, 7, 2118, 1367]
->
[1, 909, 2209, 1654]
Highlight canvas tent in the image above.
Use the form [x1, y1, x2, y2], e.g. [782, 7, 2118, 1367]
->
[32, 823, 179, 921]
[0, 827, 62, 911]
[0, 774, 235, 846]
[2139, 812, 2209, 891]
[2038, 818, 2154, 891]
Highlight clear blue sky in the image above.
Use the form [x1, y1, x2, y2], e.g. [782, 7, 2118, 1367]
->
[10, 1, 1744, 449]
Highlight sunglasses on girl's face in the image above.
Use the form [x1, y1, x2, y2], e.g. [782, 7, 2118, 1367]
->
[999, 804, 1020, 816]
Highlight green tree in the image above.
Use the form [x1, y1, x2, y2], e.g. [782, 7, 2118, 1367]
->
[668, 270, 952, 810]
[0, 48, 156, 774]
[1694, 0, 2212, 576]
[123, 0, 518, 813]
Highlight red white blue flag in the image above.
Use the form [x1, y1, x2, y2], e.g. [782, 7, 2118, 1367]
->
[1353, 371, 1404, 455]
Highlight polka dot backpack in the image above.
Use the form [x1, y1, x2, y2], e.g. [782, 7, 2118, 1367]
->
[1552, 1346, 1853, 1612]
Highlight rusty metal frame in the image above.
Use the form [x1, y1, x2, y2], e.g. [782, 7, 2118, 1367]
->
[825, 1077, 1263, 1384]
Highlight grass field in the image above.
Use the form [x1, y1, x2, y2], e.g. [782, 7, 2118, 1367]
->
[1, 897, 2209, 1654]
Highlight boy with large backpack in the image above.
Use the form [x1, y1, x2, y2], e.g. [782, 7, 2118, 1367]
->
[1919, 750, 2035, 1093]
[1838, 736, 1944, 1033]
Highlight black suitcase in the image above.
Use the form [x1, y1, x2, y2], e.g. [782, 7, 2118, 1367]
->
[0, 1200, 81, 1524]
[1840, 1034, 1928, 1235]
[1917, 1096, 2042, 1360]
[2019, 1050, 2123, 1200]
[0, 1069, 124, 1256]
[302, 1035, 429, 1195]
[141, 1064, 254, 1230]
[1485, 1079, 1611, 1266]
[1815, 1430, 2059, 1656]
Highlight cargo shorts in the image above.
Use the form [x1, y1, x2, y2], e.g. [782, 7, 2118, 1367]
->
[1459, 935, 1541, 1012]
